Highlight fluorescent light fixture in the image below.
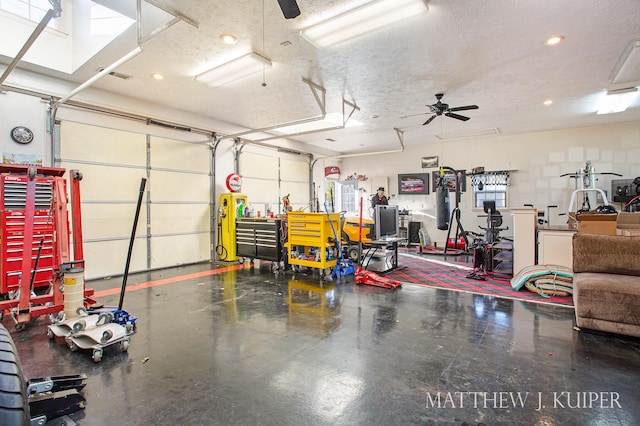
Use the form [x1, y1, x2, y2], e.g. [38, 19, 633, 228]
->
[301, 0, 428, 48]
[435, 128, 501, 140]
[596, 87, 638, 114]
[195, 52, 271, 87]
[609, 39, 640, 84]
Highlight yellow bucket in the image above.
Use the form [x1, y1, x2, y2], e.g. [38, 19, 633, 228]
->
[63, 268, 85, 319]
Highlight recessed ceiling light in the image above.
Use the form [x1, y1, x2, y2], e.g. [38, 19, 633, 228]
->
[544, 99, 553, 105]
[220, 34, 238, 44]
[545, 35, 565, 46]
[152, 73, 164, 80]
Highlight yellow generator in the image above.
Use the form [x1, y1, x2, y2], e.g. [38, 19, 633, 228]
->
[341, 217, 375, 261]
[217, 193, 248, 261]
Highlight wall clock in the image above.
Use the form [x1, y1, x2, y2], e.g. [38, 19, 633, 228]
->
[11, 126, 34, 144]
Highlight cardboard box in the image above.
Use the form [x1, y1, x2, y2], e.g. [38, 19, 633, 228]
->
[577, 214, 617, 235]
[617, 212, 640, 225]
[617, 212, 640, 235]
[617, 229, 640, 236]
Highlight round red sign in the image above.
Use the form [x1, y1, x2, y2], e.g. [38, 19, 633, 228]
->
[226, 173, 242, 192]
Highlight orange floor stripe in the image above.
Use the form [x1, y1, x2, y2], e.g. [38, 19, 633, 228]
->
[93, 264, 246, 298]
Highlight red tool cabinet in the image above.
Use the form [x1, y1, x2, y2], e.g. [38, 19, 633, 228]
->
[1, 173, 58, 293]
[0, 164, 93, 327]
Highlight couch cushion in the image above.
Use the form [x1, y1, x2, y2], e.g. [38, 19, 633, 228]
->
[572, 233, 640, 276]
[573, 272, 640, 326]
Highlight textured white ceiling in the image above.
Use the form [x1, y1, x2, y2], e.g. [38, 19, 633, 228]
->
[2, 0, 640, 155]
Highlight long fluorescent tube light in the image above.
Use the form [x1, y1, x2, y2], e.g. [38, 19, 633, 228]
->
[301, 0, 428, 48]
[195, 52, 271, 87]
[596, 87, 638, 114]
[609, 39, 640, 84]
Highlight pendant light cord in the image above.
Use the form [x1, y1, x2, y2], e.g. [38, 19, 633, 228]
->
[262, 0, 266, 87]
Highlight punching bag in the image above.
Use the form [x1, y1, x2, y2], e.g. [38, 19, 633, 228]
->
[436, 186, 450, 230]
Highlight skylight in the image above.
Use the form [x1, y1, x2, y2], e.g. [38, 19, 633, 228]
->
[90, 3, 134, 36]
[0, 0, 134, 74]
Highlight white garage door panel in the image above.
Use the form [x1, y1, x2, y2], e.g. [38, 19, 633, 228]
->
[281, 182, 309, 207]
[150, 234, 209, 269]
[60, 120, 212, 280]
[150, 170, 209, 202]
[84, 240, 147, 280]
[82, 204, 148, 240]
[67, 163, 146, 201]
[61, 121, 146, 165]
[241, 177, 279, 204]
[280, 158, 308, 180]
[151, 204, 209, 234]
[150, 136, 209, 171]
[241, 152, 278, 178]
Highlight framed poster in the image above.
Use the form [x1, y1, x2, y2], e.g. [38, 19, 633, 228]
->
[421, 156, 439, 168]
[432, 170, 466, 192]
[398, 173, 429, 195]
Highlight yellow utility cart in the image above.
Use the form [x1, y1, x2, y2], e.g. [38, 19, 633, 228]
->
[286, 212, 340, 275]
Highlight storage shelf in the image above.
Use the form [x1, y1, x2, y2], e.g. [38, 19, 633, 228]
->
[489, 240, 513, 275]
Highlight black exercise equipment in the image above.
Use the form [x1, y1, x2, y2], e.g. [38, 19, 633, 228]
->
[524, 203, 558, 226]
[438, 167, 469, 253]
[435, 186, 450, 230]
[479, 200, 508, 244]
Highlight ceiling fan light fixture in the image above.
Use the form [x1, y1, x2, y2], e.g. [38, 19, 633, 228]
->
[596, 87, 638, 114]
[195, 52, 272, 87]
[300, 0, 428, 48]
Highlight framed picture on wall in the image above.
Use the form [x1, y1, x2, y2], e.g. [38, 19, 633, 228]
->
[421, 156, 439, 168]
[398, 173, 429, 195]
[432, 170, 467, 192]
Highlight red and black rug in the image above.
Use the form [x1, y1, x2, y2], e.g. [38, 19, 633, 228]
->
[389, 251, 574, 308]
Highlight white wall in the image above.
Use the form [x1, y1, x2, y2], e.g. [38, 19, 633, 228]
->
[338, 121, 640, 246]
[0, 91, 50, 164]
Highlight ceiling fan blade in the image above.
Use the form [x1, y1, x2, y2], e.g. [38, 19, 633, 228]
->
[423, 115, 436, 126]
[401, 112, 429, 119]
[448, 105, 479, 112]
[445, 112, 470, 121]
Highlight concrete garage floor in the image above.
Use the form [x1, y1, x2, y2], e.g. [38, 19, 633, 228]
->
[8, 259, 640, 426]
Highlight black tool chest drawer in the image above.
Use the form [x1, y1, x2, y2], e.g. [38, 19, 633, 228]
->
[236, 218, 284, 261]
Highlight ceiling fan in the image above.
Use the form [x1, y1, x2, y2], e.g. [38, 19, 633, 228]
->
[418, 93, 479, 126]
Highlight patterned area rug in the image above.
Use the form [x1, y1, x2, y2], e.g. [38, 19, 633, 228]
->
[389, 252, 574, 308]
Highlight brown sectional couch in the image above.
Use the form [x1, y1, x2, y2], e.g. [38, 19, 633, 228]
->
[572, 233, 640, 338]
